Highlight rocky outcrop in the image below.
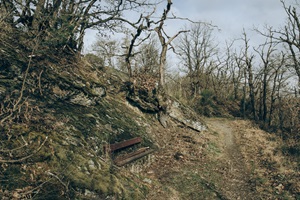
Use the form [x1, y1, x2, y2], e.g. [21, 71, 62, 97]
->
[125, 77, 206, 132]
[167, 99, 207, 132]
[69, 86, 106, 106]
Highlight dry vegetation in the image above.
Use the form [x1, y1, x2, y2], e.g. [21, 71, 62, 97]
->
[133, 117, 300, 200]
[1, 0, 300, 199]
[233, 120, 300, 199]
[0, 51, 299, 199]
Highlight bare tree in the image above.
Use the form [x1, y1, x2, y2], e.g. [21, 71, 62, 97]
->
[231, 30, 257, 120]
[254, 32, 277, 123]
[242, 30, 257, 120]
[232, 48, 244, 100]
[213, 41, 239, 101]
[92, 37, 120, 68]
[124, 17, 152, 77]
[266, 0, 300, 91]
[0, 0, 156, 53]
[154, 0, 189, 87]
[121, 0, 189, 86]
[177, 23, 217, 98]
[134, 35, 160, 75]
[268, 52, 287, 127]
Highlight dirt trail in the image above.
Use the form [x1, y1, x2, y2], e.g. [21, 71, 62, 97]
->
[205, 118, 258, 200]
[143, 117, 299, 199]
[144, 117, 262, 200]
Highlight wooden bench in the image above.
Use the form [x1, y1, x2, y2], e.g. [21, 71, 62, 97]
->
[104, 137, 142, 153]
[104, 137, 154, 166]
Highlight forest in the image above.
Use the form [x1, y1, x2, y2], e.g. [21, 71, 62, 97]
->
[85, 0, 300, 147]
[0, 0, 299, 199]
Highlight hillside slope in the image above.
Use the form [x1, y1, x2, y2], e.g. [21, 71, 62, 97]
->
[1, 60, 158, 199]
[1, 59, 299, 199]
[0, 59, 207, 199]
[143, 118, 299, 200]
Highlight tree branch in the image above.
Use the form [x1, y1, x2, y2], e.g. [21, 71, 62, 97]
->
[0, 136, 48, 163]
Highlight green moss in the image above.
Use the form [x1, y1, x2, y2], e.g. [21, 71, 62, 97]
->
[28, 131, 46, 141]
[207, 142, 221, 154]
[55, 148, 68, 161]
[93, 173, 112, 190]
[2, 165, 23, 189]
[13, 124, 30, 132]
[160, 169, 221, 199]
[0, 60, 157, 199]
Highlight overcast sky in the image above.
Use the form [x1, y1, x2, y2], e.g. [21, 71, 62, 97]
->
[84, 0, 296, 51]
[171, 0, 295, 45]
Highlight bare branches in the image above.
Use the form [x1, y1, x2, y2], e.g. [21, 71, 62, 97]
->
[156, 0, 172, 30]
[125, 31, 152, 76]
[46, 171, 69, 193]
[122, 0, 191, 81]
[0, 0, 156, 52]
[123, 13, 153, 76]
[257, 0, 300, 87]
[151, 0, 189, 87]
[0, 136, 48, 163]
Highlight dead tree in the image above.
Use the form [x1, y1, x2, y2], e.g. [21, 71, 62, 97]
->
[242, 30, 257, 121]
[264, 0, 300, 92]
[177, 23, 217, 98]
[154, 0, 189, 88]
[254, 33, 277, 124]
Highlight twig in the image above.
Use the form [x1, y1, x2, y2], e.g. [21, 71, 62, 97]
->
[12, 50, 35, 112]
[46, 171, 69, 192]
[19, 180, 49, 196]
[38, 70, 43, 95]
[0, 136, 48, 163]
[0, 143, 28, 153]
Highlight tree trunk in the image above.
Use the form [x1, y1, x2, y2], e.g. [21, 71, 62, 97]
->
[159, 45, 167, 86]
[32, 0, 46, 31]
[262, 71, 268, 123]
[248, 67, 256, 121]
[243, 68, 247, 119]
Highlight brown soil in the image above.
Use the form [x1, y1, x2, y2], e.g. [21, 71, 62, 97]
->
[205, 118, 258, 199]
[136, 117, 299, 200]
[134, 117, 258, 200]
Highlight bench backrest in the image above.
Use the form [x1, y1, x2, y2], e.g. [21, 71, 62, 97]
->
[104, 137, 142, 153]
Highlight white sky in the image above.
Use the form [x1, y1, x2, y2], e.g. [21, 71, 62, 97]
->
[171, 0, 295, 46]
[84, 0, 296, 51]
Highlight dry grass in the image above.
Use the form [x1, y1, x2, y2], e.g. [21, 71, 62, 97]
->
[232, 120, 300, 199]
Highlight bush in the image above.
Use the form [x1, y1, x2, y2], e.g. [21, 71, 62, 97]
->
[194, 90, 216, 117]
[282, 144, 300, 157]
[200, 89, 214, 106]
